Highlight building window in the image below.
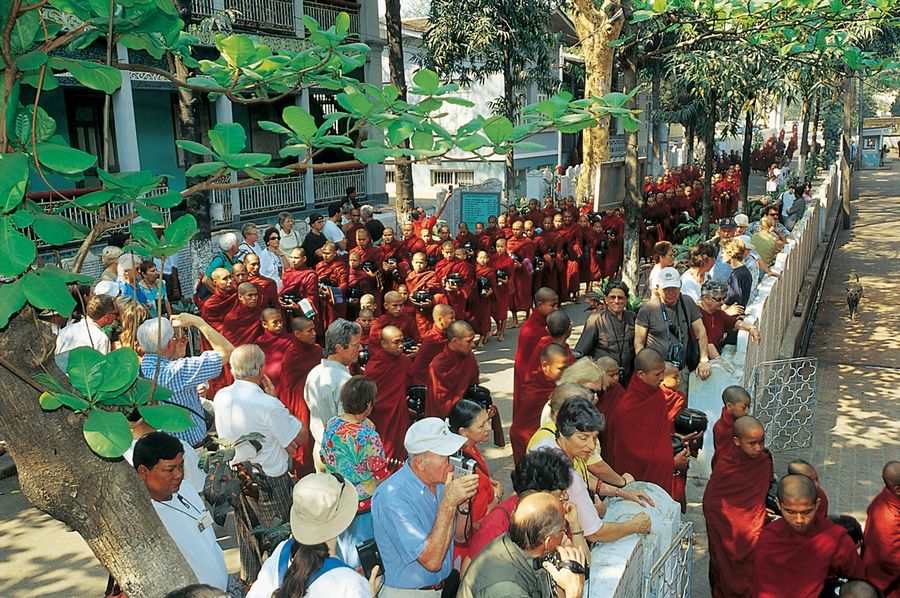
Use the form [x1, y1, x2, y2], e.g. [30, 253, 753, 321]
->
[385, 169, 396, 184]
[431, 170, 475, 187]
[65, 89, 118, 184]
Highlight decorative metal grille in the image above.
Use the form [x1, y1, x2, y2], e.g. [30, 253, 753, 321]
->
[749, 357, 818, 452]
[641, 522, 694, 598]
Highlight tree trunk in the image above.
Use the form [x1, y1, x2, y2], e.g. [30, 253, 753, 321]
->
[841, 72, 852, 229]
[621, 50, 642, 293]
[811, 92, 821, 160]
[798, 96, 811, 182]
[571, 1, 624, 201]
[739, 108, 753, 213]
[502, 43, 516, 202]
[650, 59, 663, 178]
[0, 313, 196, 597]
[686, 124, 695, 164]
[385, 0, 415, 215]
[856, 69, 865, 171]
[701, 88, 718, 239]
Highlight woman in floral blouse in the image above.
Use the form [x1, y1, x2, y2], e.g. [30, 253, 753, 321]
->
[320, 375, 389, 570]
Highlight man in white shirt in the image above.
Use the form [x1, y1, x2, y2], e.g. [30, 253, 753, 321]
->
[323, 204, 347, 250]
[54, 294, 117, 371]
[304, 318, 360, 469]
[237, 223, 263, 261]
[132, 431, 230, 591]
[215, 344, 305, 583]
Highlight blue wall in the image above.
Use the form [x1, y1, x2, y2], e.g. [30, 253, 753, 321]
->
[133, 90, 185, 189]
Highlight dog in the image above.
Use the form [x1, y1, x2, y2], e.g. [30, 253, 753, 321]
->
[846, 271, 863, 320]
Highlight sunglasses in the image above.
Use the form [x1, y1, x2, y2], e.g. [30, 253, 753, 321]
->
[268, 236, 280, 241]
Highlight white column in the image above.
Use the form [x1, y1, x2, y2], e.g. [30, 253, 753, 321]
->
[215, 96, 240, 222]
[297, 92, 315, 209]
[113, 45, 141, 172]
[359, 0, 386, 202]
[294, 0, 304, 38]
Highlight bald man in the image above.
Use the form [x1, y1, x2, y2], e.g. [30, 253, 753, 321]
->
[862, 461, 900, 596]
[426, 321, 479, 417]
[754, 475, 864, 598]
[411, 304, 455, 386]
[787, 459, 829, 523]
[280, 247, 320, 316]
[200, 268, 237, 338]
[349, 228, 383, 271]
[365, 325, 413, 464]
[712, 386, 751, 471]
[245, 253, 278, 308]
[221, 282, 263, 346]
[369, 290, 420, 349]
[510, 343, 571, 463]
[231, 261, 249, 285]
[839, 580, 882, 598]
[702, 416, 773, 598]
[315, 242, 349, 327]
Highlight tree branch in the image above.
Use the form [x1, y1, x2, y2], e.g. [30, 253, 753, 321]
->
[71, 211, 137, 273]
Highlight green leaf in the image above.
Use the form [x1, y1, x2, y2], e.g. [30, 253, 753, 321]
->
[482, 116, 514, 144]
[126, 378, 173, 406]
[66, 346, 107, 398]
[257, 121, 293, 135]
[0, 218, 36, 277]
[20, 270, 76, 317]
[0, 153, 29, 214]
[208, 123, 246, 155]
[175, 140, 214, 156]
[52, 391, 91, 411]
[334, 11, 350, 35]
[282, 106, 317, 140]
[10, 10, 40, 54]
[99, 348, 140, 394]
[31, 212, 78, 245]
[134, 204, 165, 225]
[139, 403, 194, 432]
[74, 190, 117, 209]
[411, 131, 433, 151]
[0, 279, 26, 329]
[220, 153, 271, 169]
[185, 161, 226, 177]
[131, 219, 159, 249]
[412, 69, 440, 95]
[15, 50, 48, 72]
[140, 190, 183, 209]
[217, 34, 259, 69]
[652, 0, 667, 12]
[38, 392, 63, 411]
[630, 10, 655, 23]
[353, 147, 388, 164]
[83, 409, 133, 458]
[35, 142, 97, 175]
[48, 57, 121, 94]
[97, 170, 164, 194]
[442, 96, 475, 108]
[163, 214, 198, 247]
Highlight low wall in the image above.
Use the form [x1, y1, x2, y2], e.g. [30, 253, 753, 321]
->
[686, 158, 842, 480]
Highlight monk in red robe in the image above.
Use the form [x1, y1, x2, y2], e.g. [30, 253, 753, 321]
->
[315, 242, 348, 328]
[277, 316, 322, 476]
[787, 459, 829, 524]
[505, 222, 536, 327]
[660, 362, 690, 506]
[472, 251, 497, 346]
[604, 348, 687, 496]
[342, 208, 364, 250]
[754, 475, 864, 598]
[433, 277, 469, 324]
[402, 222, 425, 257]
[426, 320, 479, 418]
[410, 303, 455, 386]
[862, 462, 900, 597]
[380, 227, 409, 264]
[221, 282, 263, 346]
[255, 308, 294, 390]
[369, 290, 420, 346]
[559, 212, 584, 302]
[231, 261, 249, 286]
[244, 253, 278, 308]
[703, 416, 773, 598]
[712, 386, 751, 471]
[490, 238, 514, 341]
[200, 268, 237, 338]
[510, 343, 570, 464]
[280, 247, 319, 306]
[365, 325, 413, 464]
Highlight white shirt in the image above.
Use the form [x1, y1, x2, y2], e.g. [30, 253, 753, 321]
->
[214, 379, 303, 477]
[247, 539, 369, 598]
[323, 220, 346, 244]
[532, 437, 602, 536]
[258, 248, 284, 290]
[237, 241, 262, 261]
[780, 191, 796, 218]
[153, 253, 179, 275]
[648, 264, 663, 293]
[54, 318, 110, 371]
[151, 480, 229, 590]
[123, 438, 205, 492]
[304, 359, 352, 447]
[278, 225, 302, 252]
[680, 270, 704, 302]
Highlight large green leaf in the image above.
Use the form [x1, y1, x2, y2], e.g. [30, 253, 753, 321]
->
[185, 161, 226, 177]
[50, 391, 90, 411]
[0, 153, 29, 214]
[66, 346, 107, 398]
[31, 212, 79, 245]
[218, 34, 259, 69]
[130, 219, 159, 249]
[20, 270, 77, 316]
[175, 140, 214, 156]
[412, 69, 440, 95]
[282, 106, 317, 140]
[220, 153, 271, 169]
[125, 378, 173, 406]
[38, 392, 63, 411]
[83, 409, 133, 458]
[15, 50, 48, 72]
[73, 190, 117, 209]
[163, 214, 198, 248]
[139, 403, 194, 432]
[98, 169, 165, 194]
[48, 57, 122, 94]
[140, 190, 183, 209]
[0, 279, 26, 329]
[134, 205, 165, 225]
[10, 10, 40, 54]
[208, 123, 246, 155]
[0, 218, 37, 277]
[35, 142, 97, 175]
[334, 11, 350, 35]
[482, 116, 514, 144]
[99, 348, 140, 394]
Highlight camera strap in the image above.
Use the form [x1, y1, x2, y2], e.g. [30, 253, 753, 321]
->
[660, 300, 683, 343]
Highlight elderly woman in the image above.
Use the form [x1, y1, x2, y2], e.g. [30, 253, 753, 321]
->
[751, 215, 782, 266]
[320, 375, 390, 570]
[117, 253, 153, 311]
[573, 279, 636, 381]
[530, 397, 652, 543]
[680, 242, 717, 302]
[722, 238, 754, 307]
[276, 211, 302, 252]
[697, 280, 761, 359]
[98, 245, 123, 283]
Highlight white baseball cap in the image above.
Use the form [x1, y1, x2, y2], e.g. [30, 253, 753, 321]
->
[734, 214, 750, 227]
[657, 267, 682, 290]
[94, 280, 120, 297]
[404, 417, 466, 456]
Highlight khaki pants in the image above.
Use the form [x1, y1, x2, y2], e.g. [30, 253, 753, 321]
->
[378, 586, 442, 598]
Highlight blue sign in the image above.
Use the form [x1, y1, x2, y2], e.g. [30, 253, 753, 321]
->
[460, 191, 501, 229]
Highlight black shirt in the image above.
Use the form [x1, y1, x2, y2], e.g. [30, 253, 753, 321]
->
[365, 218, 385, 243]
[301, 231, 326, 267]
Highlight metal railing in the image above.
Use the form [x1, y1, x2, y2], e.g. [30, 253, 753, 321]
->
[210, 175, 307, 225]
[303, 1, 360, 35]
[313, 167, 366, 207]
[641, 522, 694, 598]
[188, 0, 294, 34]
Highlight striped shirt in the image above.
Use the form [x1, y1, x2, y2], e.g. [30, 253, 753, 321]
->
[140, 351, 223, 447]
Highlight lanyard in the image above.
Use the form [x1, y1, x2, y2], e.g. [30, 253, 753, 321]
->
[660, 299, 683, 342]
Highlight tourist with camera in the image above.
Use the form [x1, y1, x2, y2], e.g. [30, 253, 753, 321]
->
[459, 491, 588, 598]
[372, 418, 479, 597]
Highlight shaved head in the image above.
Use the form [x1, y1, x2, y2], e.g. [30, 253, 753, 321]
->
[384, 291, 402, 304]
[777, 474, 817, 504]
[546, 310, 571, 339]
[260, 307, 280, 322]
[534, 287, 558, 307]
[787, 459, 818, 483]
[723, 385, 752, 405]
[447, 320, 474, 341]
[838, 580, 880, 598]
[634, 347, 664, 372]
[291, 316, 313, 332]
[244, 253, 260, 266]
[540, 342, 569, 362]
[237, 282, 257, 296]
[884, 460, 900, 491]
[381, 325, 404, 356]
[733, 415, 764, 439]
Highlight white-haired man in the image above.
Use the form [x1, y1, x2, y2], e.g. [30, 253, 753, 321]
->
[137, 314, 234, 448]
[215, 344, 305, 583]
[200, 232, 241, 295]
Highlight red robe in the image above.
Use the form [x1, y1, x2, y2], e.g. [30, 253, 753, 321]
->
[510, 367, 556, 463]
[277, 340, 323, 476]
[712, 406, 735, 471]
[702, 447, 773, 598]
[280, 267, 319, 304]
[369, 312, 421, 345]
[514, 311, 548, 384]
[489, 252, 514, 324]
[471, 265, 497, 336]
[380, 240, 409, 264]
[753, 518, 865, 598]
[222, 301, 263, 346]
[560, 223, 584, 295]
[505, 236, 536, 312]
[365, 349, 413, 464]
[200, 290, 237, 338]
[426, 346, 479, 418]
[410, 326, 447, 386]
[315, 259, 349, 327]
[350, 244, 383, 270]
[862, 487, 900, 597]
[343, 223, 365, 250]
[249, 274, 278, 309]
[405, 269, 440, 296]
[604, 376, 675, 495]
[434, 290, 469, 323]
[661, 385, 688, 503]
[255, 330, 294, 390]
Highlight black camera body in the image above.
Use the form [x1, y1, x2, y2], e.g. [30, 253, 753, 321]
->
[533, 550, 589, 580]
[402, 338, 418, 354]
[356, 538, 383, 579]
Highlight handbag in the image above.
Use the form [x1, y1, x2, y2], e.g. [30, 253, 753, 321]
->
[679, 297, 701, 372]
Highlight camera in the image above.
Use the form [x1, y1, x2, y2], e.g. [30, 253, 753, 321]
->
[533, 550, 589, 579]
[356, 538, 383, 579]
[406, 385, 426, 418]
[449, 452, 476, 478]
[402, 338, 418, 354]
[667, 341, 685, 369]
[357, 344, 369, 368]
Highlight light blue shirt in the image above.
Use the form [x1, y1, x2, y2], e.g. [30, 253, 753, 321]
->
[709, 249, 733, 283]
[372, 462, 452, 589]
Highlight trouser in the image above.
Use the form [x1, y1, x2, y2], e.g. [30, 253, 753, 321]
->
[235, 471, 294, 582]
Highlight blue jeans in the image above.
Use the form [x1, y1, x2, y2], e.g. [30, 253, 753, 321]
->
[336, 510, 373, 570]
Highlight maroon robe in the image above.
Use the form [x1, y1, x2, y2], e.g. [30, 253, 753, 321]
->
[255, 330, 294, 390]
[369, 312, 421, 346]
[366, 349, 413, 464]
[222, 301, 263, 346]
[315, 259, 349, 327]
[426, 346, 479, 418]
[471, 265, 497, 336]
[489, 252, 514, 324]
[249, 274, 278, 309]
[410, 326, 447, 386]
[510, 367, 556, 463]
[862, 487, 900, 597]
[405, 269, 440, 296]
[277, 340, 323, 476]
[712, 406, 735, 471]
[505, 236, 536, 312]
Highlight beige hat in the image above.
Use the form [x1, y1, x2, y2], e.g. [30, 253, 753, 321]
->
[657, 267, 682, 290]
[734, 214, 749, 227]
[101, 245, 124, 266]
[290, 473, 359, 545]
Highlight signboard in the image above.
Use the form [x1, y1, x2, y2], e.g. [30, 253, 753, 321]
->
[460, 191, 501, 229]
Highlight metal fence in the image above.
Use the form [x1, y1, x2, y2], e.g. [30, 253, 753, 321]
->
[641, 522, 694, 598]
[188, 0, 295, 33]
[303, 1, 361, 35]
[749, 357, 818, 451]
[313, 167, 367, 207]
[210, 175, 307, 225]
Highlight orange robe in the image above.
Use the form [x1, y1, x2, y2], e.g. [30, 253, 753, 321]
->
[426, 346, 479, 418]
[315, 259, 349, 327]
[862, 487, 900, 597]
[222, 301, 263, 346]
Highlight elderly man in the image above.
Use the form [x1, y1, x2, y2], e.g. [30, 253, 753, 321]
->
[200, 232, 240, 294]
[116, 252, 152, 310]
[372, 418, 479, 597]
[215, 345, 305, 583]
[304, 318, 361, 468]
[138, 314, 234, 448]
[236, 222, 262, 260]
[426, 320, 479, 418]
[54, 294, 117, 371]
[862, 461, 900, 596]
[231, 261, 249, 285]
[634, 267, 712, 380]
[200, 268, 237, 340]
[460, 492, 587, 598]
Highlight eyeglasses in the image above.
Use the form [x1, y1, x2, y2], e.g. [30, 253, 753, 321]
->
[268, 236, 280, 241]
[709, 295, 726, 303]
[607, 295, 627, 302]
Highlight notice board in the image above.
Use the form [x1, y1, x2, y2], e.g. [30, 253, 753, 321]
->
[460, 191, 501, 229]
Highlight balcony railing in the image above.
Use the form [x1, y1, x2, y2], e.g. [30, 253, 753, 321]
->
[303, 1, 360, 36]
[313, 167, 366, 207]
[210, 175, 307, 225]
[189, 0, 295, 35]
